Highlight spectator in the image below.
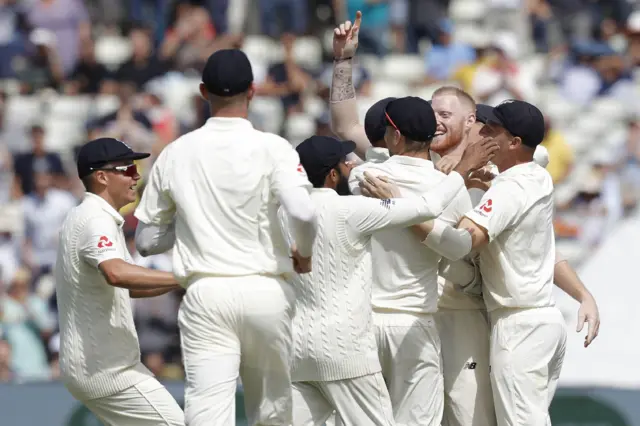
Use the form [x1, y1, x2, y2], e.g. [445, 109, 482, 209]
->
[471, 32, 536, 105]
[0, 339, 13, 382]
[540, 117, 574, 184]
[0, 0, 29, 79]
[16, 29, 64, 94]
[416, 19, 476, 86]
[622, 115, 640, 208]
[114, 24, 170, 91]
[65, 37, 115, 95]
[13, 125, 66, 196]
[405, 0, 449, 53]
[0, 218, 20, 286]
[1, 266, 54, 381]
[160, 4, 217, 73]
[26, 0, 91, 76]
[259, 0, 308, 38]
[21, 171, 77, 281]
[560, 41, 603, 105]
[256, 33, 313, 117]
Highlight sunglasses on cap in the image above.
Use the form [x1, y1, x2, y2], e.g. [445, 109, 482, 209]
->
[90, 163, 138, 178]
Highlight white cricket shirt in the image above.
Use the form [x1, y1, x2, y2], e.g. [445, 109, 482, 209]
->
[135, 117, 311, 286]
[55, 193, 152, 400]
[465, 162, 556, 312]
[349, 155, 471, 314]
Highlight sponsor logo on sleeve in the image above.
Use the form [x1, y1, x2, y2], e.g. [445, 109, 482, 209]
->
[474, 199, 493, 217]
[97, 236, 114, 249]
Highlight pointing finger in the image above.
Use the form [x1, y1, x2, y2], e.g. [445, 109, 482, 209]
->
[354, 10, 362, 28]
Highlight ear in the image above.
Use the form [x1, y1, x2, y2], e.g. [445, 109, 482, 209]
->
[465, 112, 476, 129]
[94, 170, 108, 187]
[511, 136, 523, 149]
[198, 83, 208, 101]
[247, 83, 255, 101]
[328, 168, 339, 183]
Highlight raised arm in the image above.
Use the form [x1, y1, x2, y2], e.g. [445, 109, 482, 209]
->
[330, 12, 371, 158]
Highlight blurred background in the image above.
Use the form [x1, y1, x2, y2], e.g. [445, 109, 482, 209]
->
[0, 0, 640, 424]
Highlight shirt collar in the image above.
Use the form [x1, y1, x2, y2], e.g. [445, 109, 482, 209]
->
[496, 162, 538, 179]
[311, 187, 338, 196]
[387, 155, 435, 169]
[204, 117, 254, 131]
[365, 147, 390, 163]
[83, 193, 125, 228]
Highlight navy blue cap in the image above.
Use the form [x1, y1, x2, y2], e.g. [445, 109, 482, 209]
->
[385, 96, 437, 142]
[364, 97, 396, 143]
[76, 138, 149, 179]
[202, 49, 254, 97]
[296, 136, 356, 187]
[489, 100, 546, 148]
[475, 104, 497, 124]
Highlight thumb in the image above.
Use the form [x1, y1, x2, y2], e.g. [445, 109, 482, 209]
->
[576, 311, 585, 332]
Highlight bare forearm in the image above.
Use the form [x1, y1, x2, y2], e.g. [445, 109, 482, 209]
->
[100, 259, 178, 290]
[129, 286, 178, 298]
[554, 260, 591, 303]
[330, 58, 356, 103]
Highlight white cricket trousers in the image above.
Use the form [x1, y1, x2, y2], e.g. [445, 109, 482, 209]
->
[436, 309, 496, 426]
[83, 377, 184, 426]
[292, 373, 395, 426]
[178, 275, 296, 426]
[489, 307, 567, 426]
[373, 312, 443, 426]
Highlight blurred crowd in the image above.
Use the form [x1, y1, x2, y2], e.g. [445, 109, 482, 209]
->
[1, 0, 640, 383]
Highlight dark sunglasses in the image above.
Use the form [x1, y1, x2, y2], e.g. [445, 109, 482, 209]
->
[91, 163, 138, 178]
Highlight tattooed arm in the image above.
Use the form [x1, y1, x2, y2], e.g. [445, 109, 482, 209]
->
[329, 13, 371, 160]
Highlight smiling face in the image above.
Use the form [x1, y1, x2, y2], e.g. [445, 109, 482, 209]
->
[430, 93, 474, 155]
[91, 161, 141, 208]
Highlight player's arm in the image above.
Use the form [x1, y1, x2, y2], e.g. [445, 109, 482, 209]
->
[129, 287, 178, 298]
[346, 171, 465, 238]
[438, 257, 480, 290]
[553, 252, 600, 347]
[134, 148, 177, 256]
[79, 216, 179, 291]
[270, 141, 317, 258]
[135, 221, 176, 256]
[330, 12, 371, 159]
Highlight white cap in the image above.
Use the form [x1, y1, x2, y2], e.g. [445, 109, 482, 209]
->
[30, 28, 56, 47]
[533, 145, 549, 168]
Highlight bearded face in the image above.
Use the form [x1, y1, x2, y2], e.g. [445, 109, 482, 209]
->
[430, 94, 471, 155]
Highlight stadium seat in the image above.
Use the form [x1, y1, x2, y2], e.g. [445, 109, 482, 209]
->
[453, 24, 490, 46]
[4, 95, 43, 129]
[358, 55, 382, 79]
[242, 35, 280, 65]
[249, 96, 283, 135]
[380, 54, 425, 83]
[95, 35, 132, 70]
[43, 118, 85, 153]
[303, 96, 326, 119]
[371, 80, 410, 100]
[543, 97, 581, 126]
[589, 97, 627, 121]
[292, 37, 323, 70]
[449, 0, 488, 22]
[47, 95, 93, 122]
[285, 113, 315, 147]
[93, 95, 121, 118]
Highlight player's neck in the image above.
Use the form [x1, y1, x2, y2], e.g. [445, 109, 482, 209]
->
[209, 105, 249, 120]
[93, 190, 126, 212]
[398, 150, 430, 160]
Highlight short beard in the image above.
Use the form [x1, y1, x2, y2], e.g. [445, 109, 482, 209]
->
[429, 123, 465, 155]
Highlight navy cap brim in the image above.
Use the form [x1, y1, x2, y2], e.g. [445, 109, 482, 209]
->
[475, 104, 498, 124]
[118, 152, 151, 162]
[340, 140, 357, 157]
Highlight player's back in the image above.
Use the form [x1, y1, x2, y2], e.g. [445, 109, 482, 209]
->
[350, 155, 470, 314]
[157, 118, 299, 283]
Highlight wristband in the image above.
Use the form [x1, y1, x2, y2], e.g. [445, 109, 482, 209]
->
[334, 56, 353, 62]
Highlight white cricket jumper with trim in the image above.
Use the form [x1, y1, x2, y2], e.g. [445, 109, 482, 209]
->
[55, 193, 152, 400]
